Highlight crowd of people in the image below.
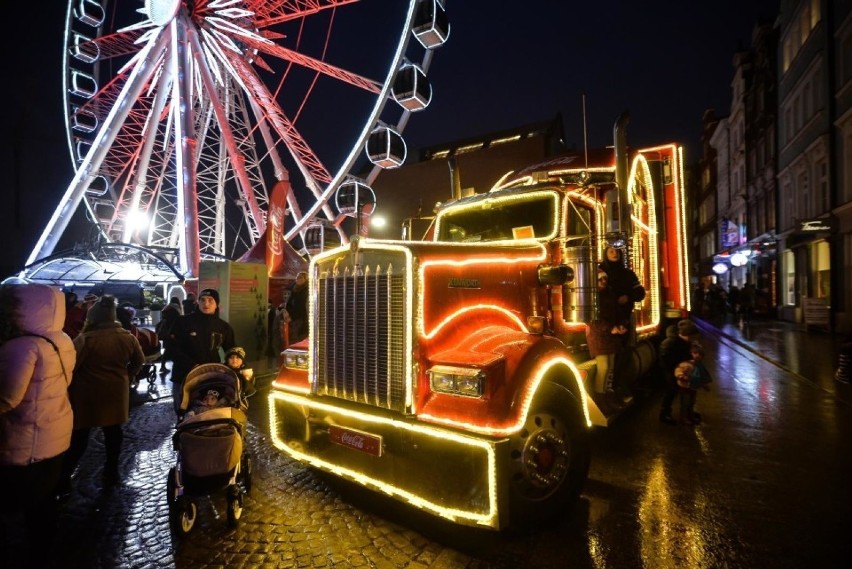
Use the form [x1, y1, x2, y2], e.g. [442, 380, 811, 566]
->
[0, 280, 252, 555]
[693, 281, 758, 325]
[1, 268, 312, 551]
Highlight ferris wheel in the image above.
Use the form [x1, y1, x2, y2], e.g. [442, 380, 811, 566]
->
[26, 0, 449, 278]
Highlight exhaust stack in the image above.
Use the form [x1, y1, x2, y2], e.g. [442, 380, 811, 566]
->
[613, 112, 630, 236]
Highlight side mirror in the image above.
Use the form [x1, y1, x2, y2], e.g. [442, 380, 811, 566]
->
[537, 264, 574, 286]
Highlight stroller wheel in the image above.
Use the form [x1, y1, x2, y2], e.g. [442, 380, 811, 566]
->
[241, 454, 253, 495]
[227, 486, 243, 528]
[173, 496, 197, 535]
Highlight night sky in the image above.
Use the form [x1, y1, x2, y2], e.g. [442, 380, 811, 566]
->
[1, 0, 779, 278]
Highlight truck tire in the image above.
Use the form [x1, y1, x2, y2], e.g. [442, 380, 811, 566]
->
[507, 382, 590, 529]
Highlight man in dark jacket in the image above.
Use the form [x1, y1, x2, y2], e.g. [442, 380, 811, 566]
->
[285, 272, 309, 344]
[598, 245, 646, 403]
[658, 319, 697, 424]
[168, 288, 235, 412]
[156, 296, 182, 376]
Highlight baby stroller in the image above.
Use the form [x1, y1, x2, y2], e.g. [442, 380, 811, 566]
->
[129, 326, 161, 396]
[166, 363, 253, 535]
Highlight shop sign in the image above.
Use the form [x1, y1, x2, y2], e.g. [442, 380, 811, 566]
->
[797, 217, 835, 234]
[803, 297, 829, 328]
[720, 218, 739, 248]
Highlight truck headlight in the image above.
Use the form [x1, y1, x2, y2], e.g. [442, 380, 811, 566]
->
[283, 349, 309, 370]
[427, 365, 485, 398]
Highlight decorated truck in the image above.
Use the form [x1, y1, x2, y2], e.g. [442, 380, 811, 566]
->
[268, 115, 691, 530]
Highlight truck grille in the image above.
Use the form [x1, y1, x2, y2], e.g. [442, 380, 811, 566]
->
[314, 261, 408, 412]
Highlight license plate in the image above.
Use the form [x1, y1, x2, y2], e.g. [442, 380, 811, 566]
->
[328, 425, 382, 457]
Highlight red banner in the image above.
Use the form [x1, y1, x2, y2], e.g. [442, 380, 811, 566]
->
[266, 178, 290, 274]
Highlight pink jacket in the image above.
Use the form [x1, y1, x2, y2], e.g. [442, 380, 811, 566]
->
[0, 284, 76, 466]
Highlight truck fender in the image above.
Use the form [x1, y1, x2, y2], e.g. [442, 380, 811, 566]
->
[508, 338, 593, 430]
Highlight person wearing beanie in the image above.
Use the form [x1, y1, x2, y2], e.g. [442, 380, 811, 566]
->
[225, 346, 246, 364]
[225, 346, 255, 397]
[59, 295, 145, 494]
[658, 318, 698, 425]
[168, 288, 236, 412]
[198, 288, 220, 306]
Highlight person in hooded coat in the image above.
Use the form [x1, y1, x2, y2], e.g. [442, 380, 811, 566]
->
[0, 283, 75, 550]
[599, 245, 646, 331]
[586, 268, 629, 399]
[658, 319, 699, 425]
[595, 245, 646, 404]
[58, 295, 145, 492]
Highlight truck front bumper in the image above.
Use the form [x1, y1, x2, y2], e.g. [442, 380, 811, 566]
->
[268, 389, 509, 530]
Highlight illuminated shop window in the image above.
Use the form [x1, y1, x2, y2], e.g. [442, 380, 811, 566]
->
[784, 250, 796, 306]
[814, 240, 830, 303]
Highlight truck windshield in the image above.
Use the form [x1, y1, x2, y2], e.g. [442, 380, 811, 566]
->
[436, 193, 557, 243]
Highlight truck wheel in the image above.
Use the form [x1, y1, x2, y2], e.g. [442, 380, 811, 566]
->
[507, 384, 590, 528]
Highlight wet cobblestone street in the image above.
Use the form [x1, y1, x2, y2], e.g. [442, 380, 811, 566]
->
[4, 317, 852, 568]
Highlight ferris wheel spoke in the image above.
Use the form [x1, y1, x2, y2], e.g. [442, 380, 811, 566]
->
[171, 16, 202, 273]
[250, 0, 359, 26]
[85, 27, 147, 62]
[241, 38, 382, 94]
[219, 47, 344, 235]
[187, 24, 266, 234]
[218, 46, 331, 184]
[28, 28, 171, 266]
[117, 66, 178, 243]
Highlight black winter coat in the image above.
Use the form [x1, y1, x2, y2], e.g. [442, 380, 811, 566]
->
[599, 258, 646, 325]
[170, 311, 236, 384]
[659, 335, 692, 375]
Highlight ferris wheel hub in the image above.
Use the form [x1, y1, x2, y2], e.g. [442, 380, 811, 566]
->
[145, 0, 181, 27]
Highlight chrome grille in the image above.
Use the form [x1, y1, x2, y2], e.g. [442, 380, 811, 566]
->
[315, 260, 407, 412]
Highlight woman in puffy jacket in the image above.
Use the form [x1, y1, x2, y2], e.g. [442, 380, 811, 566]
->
[0, 283, 76, 548]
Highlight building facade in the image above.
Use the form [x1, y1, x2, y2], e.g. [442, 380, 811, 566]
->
[695, 110, 722, 283]
[708, 20, 779, 316]
[702, 0, 852, 332]
[776, 0, 851, 332]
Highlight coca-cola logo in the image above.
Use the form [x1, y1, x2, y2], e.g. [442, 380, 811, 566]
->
[329, 425, 382, 456]
[341, 432, 365, 448]
[269, 205, 284, 255]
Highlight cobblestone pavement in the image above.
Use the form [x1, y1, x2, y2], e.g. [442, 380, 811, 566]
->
[6, 364, 506, 569]
[4, 318, 850, 568]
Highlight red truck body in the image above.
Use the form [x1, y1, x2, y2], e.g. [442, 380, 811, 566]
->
[269, 124, 690, 530]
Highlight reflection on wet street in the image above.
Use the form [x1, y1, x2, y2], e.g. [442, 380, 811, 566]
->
[6, 321, 851, 568]
[480, 321, 852, 568]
